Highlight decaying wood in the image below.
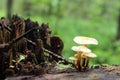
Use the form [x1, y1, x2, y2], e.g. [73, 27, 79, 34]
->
[0, 15, 68, 79]
[5, 65, 120, 80]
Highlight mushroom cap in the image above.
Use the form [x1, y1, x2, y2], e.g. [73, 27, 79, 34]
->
[69, 56, 77, 60]
[73, 36, 98, 45]
[82, 52, 97, 58]
[74, 54, 78, 57]
[71, 46, 91, 52]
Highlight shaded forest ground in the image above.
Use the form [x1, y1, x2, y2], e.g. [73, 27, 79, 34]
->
[6, 65, 120, 80]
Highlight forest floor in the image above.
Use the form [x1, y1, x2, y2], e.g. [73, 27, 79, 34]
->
[6, 65, 120, 80]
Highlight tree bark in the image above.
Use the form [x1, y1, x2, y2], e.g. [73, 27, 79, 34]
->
[7, 0, 13, 20]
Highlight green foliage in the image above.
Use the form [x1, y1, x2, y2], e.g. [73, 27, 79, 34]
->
[0, 0, 120, 65]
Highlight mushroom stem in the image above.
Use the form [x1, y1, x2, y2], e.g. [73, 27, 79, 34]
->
[77, 58, 81, 71]
[82, 44, 88, 71]
[84, 44, 88, 47]
[82, 58, 86, 70]
[76, 51, 82, 71]
[85, 57, 90, 68]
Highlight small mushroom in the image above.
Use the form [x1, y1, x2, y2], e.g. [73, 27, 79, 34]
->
[82, 52, 97, 69]
[69, 56, 78, 69]
[72, 36, 98, 71]
[82, 52, 97, 58]
[71, 46, 91, 71]
[69, 56, 77, 61]
[74, 36, 98, 46]
[72, 46, 91, 52]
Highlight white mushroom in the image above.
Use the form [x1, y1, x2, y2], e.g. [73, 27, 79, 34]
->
[82, 52, 97, 58]
[81, 52, 97, 69]
[69, 57, 77, 61]
[73, 36, 98, 45]
[71, 36, 98, 71]
[71, 46, 92, 70]
[71, 46, 91, 53]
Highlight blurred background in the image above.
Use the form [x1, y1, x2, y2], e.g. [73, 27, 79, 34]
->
[0, 0, 120, 65]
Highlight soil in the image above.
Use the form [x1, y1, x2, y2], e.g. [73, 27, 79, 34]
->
[6, 65, 120, 80]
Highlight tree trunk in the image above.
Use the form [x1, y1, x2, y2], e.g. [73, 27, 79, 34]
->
[56, 0, 63, 18]
[116, 10, 120, 40]
[7, 0, 13, 20]
[47, 2, 52, 16]
[22, 0, 31, 16]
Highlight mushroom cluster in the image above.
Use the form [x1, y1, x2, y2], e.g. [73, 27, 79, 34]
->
[69, 36, 98, 71]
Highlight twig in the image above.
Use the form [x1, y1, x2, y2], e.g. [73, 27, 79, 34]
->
[43, 48, 74, 66]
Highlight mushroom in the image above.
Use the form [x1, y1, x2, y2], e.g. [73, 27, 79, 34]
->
[82, 52, 97, 58]
[69, 56, 77, 61]
[72, 36, 98, 71]
[71, 46, 91, 52]
[71, 46, 91, 71]
[74, 36, 98, 46]
[81, 52, 97, 69]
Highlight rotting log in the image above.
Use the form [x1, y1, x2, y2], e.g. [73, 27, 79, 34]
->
[0, 15, 72, 80]
[0, 27, 37, 49]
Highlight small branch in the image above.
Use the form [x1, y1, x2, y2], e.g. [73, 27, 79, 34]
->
[43, 48, 74, 65]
